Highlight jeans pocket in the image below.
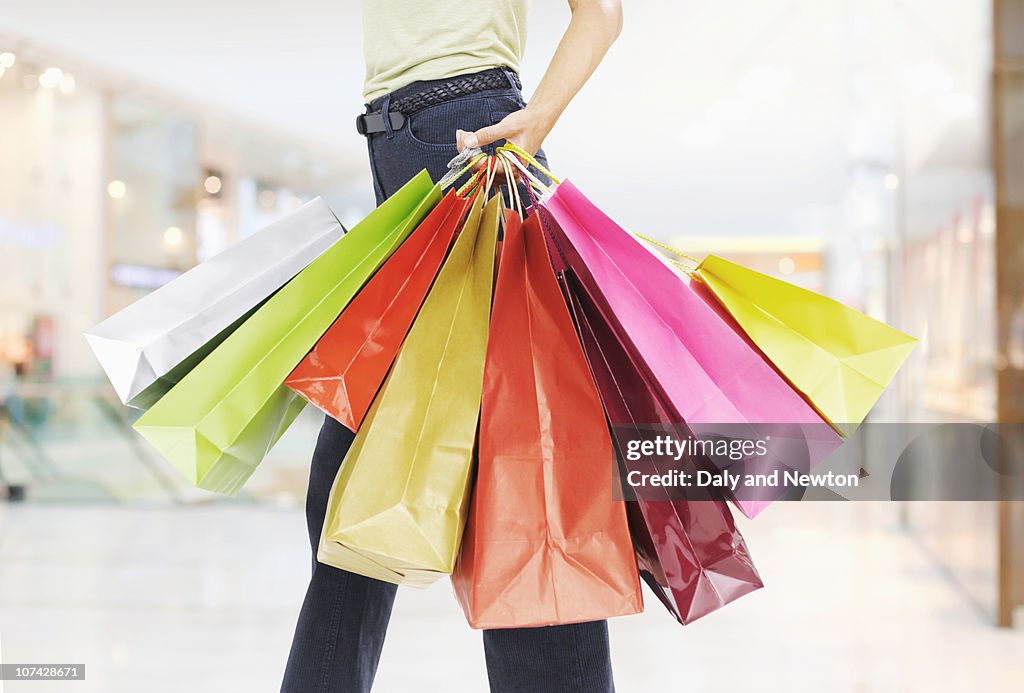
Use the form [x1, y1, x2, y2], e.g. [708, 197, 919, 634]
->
[405, 92, 525, 149]
[406, 97, 487, 149]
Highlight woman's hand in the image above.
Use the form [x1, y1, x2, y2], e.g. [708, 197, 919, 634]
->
[455, 0, 623, 157]
[456, 106, 556, 157]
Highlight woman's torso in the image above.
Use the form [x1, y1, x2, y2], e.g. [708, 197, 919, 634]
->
[362, 0, 530, 102]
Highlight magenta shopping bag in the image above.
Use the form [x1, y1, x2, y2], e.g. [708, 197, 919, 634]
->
[539, 181, 842, 518]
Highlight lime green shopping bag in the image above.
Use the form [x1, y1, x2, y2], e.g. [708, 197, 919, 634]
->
[134, 171, 440, 494]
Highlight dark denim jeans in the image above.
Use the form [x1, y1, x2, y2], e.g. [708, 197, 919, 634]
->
[280, 69, 616, 693]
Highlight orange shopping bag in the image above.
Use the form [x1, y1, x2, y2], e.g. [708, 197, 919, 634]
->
[286, 190, 469, 430]
[452, 210, 643, 628]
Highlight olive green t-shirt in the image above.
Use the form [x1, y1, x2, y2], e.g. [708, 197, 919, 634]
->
[362, 0, 529, 102]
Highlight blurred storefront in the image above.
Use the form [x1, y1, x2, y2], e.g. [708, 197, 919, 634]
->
[0, 40, 369, 503]
[822, 0, 1022, 628]
[0, 41, 371, 383]
[992, 0, 1024, 627]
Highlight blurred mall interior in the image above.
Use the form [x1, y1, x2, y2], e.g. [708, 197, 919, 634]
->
[0, 0, 1023, 691]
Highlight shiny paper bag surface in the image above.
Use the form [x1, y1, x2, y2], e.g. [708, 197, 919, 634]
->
[133, 172, 439, 494]
[451, 212, 642, 629]
[86, 199, 345, 409]
[318, 193, 500, 585]
[286, 190, 469, 430]
[695, 255, 917, 437]
[539, 181, 842, 518]
[563, 270, 763, 625]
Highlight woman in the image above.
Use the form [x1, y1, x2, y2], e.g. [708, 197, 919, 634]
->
[281, 2, 624, 691]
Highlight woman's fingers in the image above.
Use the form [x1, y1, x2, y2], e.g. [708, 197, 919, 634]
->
[454, 120, 522, 186]
[468, 122, 507, 148]
[456, 129, 481, 152]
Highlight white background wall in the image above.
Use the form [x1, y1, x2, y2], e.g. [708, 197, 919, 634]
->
[0, 1, 992, 239]
[0, 1, 854, 236]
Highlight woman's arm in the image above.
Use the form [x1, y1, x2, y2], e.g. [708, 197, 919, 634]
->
[456, 0, 623, 156]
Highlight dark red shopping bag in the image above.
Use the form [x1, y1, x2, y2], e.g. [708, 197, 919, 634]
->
[286, 190, 469, 430]
[452, 211, 643, 629]
[561, 269, 764, 624]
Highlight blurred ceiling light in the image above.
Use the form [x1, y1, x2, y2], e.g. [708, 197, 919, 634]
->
[289, 195, 303, 210]
[883, 173, 900, 190]
[163, 226, 183, 246]
[38, 67, 63, 90]
[778, 257, 796, 275]
[59, 72, 76, 95]
[204, 175, 222, 194]
[107, 180, 127, 199]
[259, 189, 277, 208]
[0, 52, 14, 68]
[0, 66, 5, 79]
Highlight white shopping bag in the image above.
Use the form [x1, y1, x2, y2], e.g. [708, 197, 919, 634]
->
[86, 198, 345, 409]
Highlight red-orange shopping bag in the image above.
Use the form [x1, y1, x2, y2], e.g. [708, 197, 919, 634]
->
[286, 190, 469, 430]
[452, 210, 643, 628]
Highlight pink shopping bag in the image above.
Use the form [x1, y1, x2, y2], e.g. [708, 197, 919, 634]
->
[538, 181, 842, 518]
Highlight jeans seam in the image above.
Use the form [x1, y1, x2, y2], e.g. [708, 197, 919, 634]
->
[315, 569, 349, 693]
[569, 627, 584, 693]
[400, 125, 463, 151]
[366, 135, 387, 203]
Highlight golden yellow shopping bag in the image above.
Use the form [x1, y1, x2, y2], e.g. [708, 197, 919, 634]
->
[318, 193, 500, 586]
[693, 254, 917, 437]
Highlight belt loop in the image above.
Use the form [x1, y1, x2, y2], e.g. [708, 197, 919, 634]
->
[381, 94, 396, 138]
[501, 67, 518, 92]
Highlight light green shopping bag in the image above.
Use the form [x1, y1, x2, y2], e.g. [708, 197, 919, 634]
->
[134, 171, 440, 494]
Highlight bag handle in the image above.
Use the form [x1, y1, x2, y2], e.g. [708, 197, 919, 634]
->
[498, 155, 524, 218]
[631, 232, 701, 274]
[456, 159, 490, 198]
[499, 151, 551, 198]
[497, 142, 562, 187]
[440, 148, 486, 190]
[483, 156, 499, 197]
[498, 142, 702, 277]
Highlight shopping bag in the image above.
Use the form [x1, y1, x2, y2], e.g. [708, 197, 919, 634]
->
[562, 269, 763, 624]
[538, 181, 842, 518]
[86, 198, 344, 409]
[451, 212, 642, 628]
[133, 171, 440, 494]
[318, 193, 500, 585]
[285, 190, 470, 430]
[692, 255, 917, 437]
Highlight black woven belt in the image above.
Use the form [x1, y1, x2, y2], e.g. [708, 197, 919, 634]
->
[357, 69, 522, 136]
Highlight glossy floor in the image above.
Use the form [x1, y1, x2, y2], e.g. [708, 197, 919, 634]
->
[0, 502, 1021, 693]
